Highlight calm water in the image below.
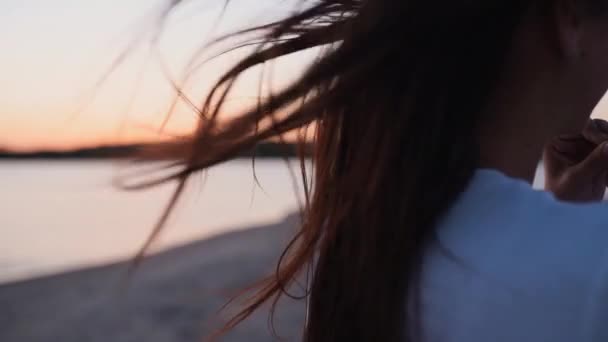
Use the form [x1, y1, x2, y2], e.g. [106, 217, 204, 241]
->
[0, 160, 548, 285]
[0, 160, 307, 284]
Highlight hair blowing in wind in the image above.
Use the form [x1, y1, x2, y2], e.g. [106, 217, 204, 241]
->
[125, 0, 558, 340]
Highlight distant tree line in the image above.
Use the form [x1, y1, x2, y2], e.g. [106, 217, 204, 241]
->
[0, 142, 312, 160]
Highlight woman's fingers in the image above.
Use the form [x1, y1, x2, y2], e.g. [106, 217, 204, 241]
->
[570, 141, 608, 180]
[550, 134, 594, 163]
[544, 119, 608, 202]
[581, 118, 608, 145]
[545, 118, 608, 175]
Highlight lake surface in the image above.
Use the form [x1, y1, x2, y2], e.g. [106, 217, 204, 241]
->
[0, 160, 549, 285]
[0, 160, 307, 284]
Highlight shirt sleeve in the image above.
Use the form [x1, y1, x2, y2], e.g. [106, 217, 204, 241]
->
[582, 243, 608, 341]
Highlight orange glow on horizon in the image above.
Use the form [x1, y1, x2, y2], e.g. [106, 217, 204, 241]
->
[2, 0, 608, 152]
[0, 0, 308, 152]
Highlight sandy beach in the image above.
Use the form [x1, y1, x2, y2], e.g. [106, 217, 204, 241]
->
[0, 214, 305, 342]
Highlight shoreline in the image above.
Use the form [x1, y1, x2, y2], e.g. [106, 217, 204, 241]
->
[0, 213, 305, 342]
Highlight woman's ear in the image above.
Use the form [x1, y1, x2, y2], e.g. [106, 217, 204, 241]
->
[553, 0, 586, 60]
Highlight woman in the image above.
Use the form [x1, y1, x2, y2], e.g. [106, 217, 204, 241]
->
[145, 0, 608, 340]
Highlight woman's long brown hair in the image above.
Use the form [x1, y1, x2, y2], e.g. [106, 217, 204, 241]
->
[128, 0, 553, 340]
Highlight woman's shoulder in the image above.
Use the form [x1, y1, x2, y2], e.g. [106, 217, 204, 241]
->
[440, 169, 608, 272]
[429, 170, 608, 340]
[463, 168, 608, 233]
[494, 193, 608, 340]
[521, 186, 608, 239]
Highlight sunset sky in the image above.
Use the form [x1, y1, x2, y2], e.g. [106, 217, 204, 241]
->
[0, 0, 308, 151]
[2, 0, 608, 151]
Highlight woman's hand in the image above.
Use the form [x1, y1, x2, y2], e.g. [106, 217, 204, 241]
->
[543, 119, 608, 202]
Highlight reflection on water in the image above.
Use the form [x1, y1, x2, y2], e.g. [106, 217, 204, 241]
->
[0, 159, 306, 284]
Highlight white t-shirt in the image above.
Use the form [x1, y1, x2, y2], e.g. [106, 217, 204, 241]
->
[421, 169, 608, 341]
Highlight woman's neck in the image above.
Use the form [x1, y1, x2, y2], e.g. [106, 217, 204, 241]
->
[477, 77, 575, 185]
[475, 18, 578, 184]
[477, 122, 545, 184]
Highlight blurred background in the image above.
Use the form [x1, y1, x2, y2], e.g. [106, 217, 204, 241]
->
[2, 1, 608, 341]
[0, 0, 311, 341]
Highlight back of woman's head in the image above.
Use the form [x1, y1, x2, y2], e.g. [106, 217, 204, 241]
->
[136, 0, 608, 340]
